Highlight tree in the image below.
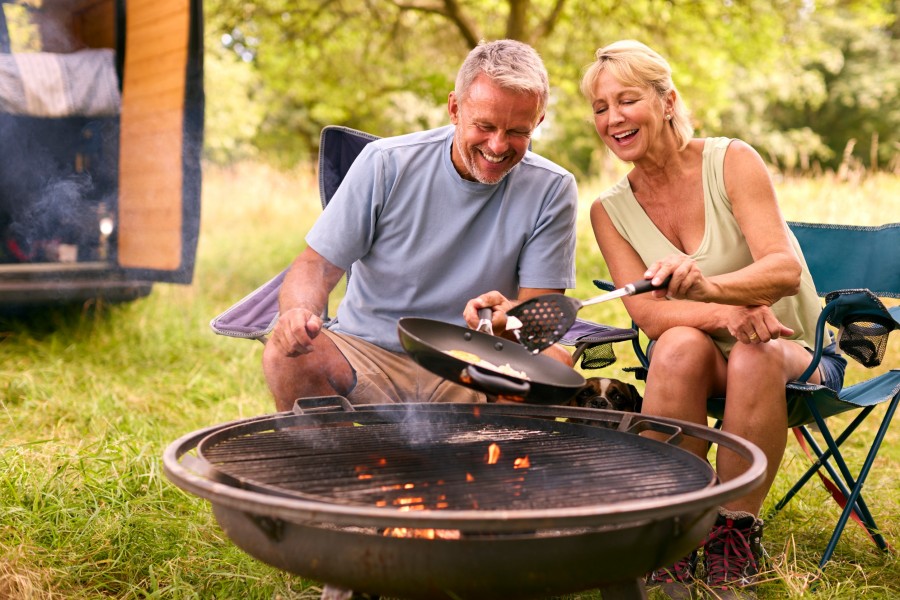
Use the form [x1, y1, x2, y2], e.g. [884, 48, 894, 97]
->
[203, 0, 896, 175]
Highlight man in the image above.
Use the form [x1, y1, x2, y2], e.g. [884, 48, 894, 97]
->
[263, 39, 578, 411]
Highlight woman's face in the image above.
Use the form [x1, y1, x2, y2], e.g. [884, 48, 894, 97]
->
[589, 69, 667, 162]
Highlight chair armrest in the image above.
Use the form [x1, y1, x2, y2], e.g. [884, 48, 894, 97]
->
[209, 268, 286, 342]
[822, 289, 899, 369]
[593, 278, 649, 373]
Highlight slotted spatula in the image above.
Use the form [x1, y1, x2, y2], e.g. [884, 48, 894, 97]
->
[508, 276, 671, 353]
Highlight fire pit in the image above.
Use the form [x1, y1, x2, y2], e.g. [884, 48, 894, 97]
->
[164, 399, 765, 599]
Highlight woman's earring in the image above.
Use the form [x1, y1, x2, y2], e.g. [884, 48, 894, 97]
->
[665, 114, 673, 121]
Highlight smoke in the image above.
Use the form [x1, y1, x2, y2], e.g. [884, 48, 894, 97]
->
[0, 115, 111, 263]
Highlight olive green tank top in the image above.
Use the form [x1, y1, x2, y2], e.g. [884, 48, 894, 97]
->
[599, 137, 820, 356]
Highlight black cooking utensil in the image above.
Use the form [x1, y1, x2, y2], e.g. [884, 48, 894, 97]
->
[509, 276, 671, 353]
[397, 317, 585, 404]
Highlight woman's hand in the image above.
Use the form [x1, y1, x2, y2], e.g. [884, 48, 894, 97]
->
[724, 305, 794, 344]
[644, 254, 710, 301]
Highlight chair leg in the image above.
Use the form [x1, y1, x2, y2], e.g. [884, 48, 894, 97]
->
[773, 414, 874, 523]
[770, 399, 897, 570]
[817, 396, 898, 568]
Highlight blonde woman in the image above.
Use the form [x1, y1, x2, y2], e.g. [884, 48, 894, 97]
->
[581, 40, 846, 599]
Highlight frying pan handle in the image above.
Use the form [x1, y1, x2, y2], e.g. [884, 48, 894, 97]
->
[627, 275, 672, 295]
[476, 308, 494, 335]
[467, 366, 531, 396]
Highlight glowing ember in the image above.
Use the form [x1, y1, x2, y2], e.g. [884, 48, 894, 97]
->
[393, 496, 425, 507]
[466, 473, 475, 482]
[513, 456, 531, 469]
[383, 528, 461, 540]
[487, 443, 501, 464]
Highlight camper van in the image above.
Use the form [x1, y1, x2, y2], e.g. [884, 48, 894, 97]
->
[0, 0, 203, 307]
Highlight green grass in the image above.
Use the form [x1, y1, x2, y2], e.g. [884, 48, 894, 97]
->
[1, 164, 898, 598]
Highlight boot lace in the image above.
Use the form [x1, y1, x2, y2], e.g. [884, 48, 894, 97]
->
[704, 517, 761, 588]
[649, 550, 697, 583]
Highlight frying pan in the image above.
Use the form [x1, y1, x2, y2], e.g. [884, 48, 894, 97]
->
[397, 317, 586, 404]
[509, 277, 671, 353]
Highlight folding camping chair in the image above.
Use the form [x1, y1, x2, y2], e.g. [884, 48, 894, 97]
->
[209, 125, 377, 342]
[583, 222, 900, 570]
[210, 124, 635, 363]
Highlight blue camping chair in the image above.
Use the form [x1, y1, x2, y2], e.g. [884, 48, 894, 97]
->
[210, 124, 634, 358]
[586, 222, 900, 570]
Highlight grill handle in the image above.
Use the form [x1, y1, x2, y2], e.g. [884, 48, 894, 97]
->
[623, 418, 685, 446]
[292, 395, 356, 415]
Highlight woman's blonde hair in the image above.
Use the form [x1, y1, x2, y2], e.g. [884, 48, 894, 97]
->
[581, 40, 693, 150]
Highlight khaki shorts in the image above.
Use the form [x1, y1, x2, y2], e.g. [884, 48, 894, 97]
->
[322, 328, 487, 405]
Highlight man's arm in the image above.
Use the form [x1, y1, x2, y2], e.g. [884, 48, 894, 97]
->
[268, 246, 346, 356]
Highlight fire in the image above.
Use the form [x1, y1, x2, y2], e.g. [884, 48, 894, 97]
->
[513, 456, 530, 469]
[383, 528, 461, 540]
[393, 496, 425, 509]
[487, 443, 501, 464]
[466, 473, 475, 482]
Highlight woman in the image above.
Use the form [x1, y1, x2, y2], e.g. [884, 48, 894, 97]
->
[580, 40, 845, 598]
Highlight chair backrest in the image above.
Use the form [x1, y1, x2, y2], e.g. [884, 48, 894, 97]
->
[789, 222, 900, 299]
[318, 125, 380, 209]
[317, 126, 380, 318]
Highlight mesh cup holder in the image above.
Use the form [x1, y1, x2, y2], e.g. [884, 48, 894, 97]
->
[838, 316, 893, 367]
[579, 342, 617, 370]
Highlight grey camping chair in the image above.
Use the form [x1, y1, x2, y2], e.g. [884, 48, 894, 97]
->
[210, 125, 378, 342]
[580, 222, 900, 570]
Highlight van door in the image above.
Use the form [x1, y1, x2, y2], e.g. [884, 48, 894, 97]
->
[117, 0, 203, 283]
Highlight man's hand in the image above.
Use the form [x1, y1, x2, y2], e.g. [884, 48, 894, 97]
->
[463, 291, 515, 332]
[270, 306, 325, 357]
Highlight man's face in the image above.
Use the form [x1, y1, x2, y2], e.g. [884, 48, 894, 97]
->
[448, 75, 544, 184]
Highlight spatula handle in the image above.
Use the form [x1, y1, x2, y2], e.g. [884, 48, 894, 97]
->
[626, 275, 672, 295]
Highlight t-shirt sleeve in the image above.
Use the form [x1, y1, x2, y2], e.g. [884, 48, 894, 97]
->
[517, 172, 578, 290]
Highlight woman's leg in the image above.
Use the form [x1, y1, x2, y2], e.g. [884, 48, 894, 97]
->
[641, 326, 728, 458]
[717, 339, 821, 514]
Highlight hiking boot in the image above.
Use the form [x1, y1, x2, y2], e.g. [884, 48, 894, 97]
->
[646, 550, 698, 599]
[702, 510, 764, 599]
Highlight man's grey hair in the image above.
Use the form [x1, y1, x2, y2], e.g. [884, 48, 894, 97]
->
[455, 39, 549, 115]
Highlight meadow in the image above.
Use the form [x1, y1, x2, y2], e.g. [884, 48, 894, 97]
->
[1, 163, 898, 599]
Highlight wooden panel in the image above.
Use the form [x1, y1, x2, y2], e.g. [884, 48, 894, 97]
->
[120, 107, 184, 137]
[117, 0, 190, 271]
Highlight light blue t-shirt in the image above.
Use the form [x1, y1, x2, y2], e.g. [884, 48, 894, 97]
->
[305, 125, 577, 352]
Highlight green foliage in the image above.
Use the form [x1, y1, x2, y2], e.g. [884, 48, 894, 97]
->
[200, 0, 897, 176]
[719, 5, 900, 173]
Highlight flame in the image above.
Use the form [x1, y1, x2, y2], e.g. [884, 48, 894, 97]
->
[487, 443, 501, 464]
[393, 496, 424, 507]
[383, 528, 461, 540]
[466, 473, 475, 482]
[513, 456, 530, 469]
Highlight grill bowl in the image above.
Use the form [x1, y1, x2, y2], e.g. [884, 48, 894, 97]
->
[164, 401, 765, 599]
